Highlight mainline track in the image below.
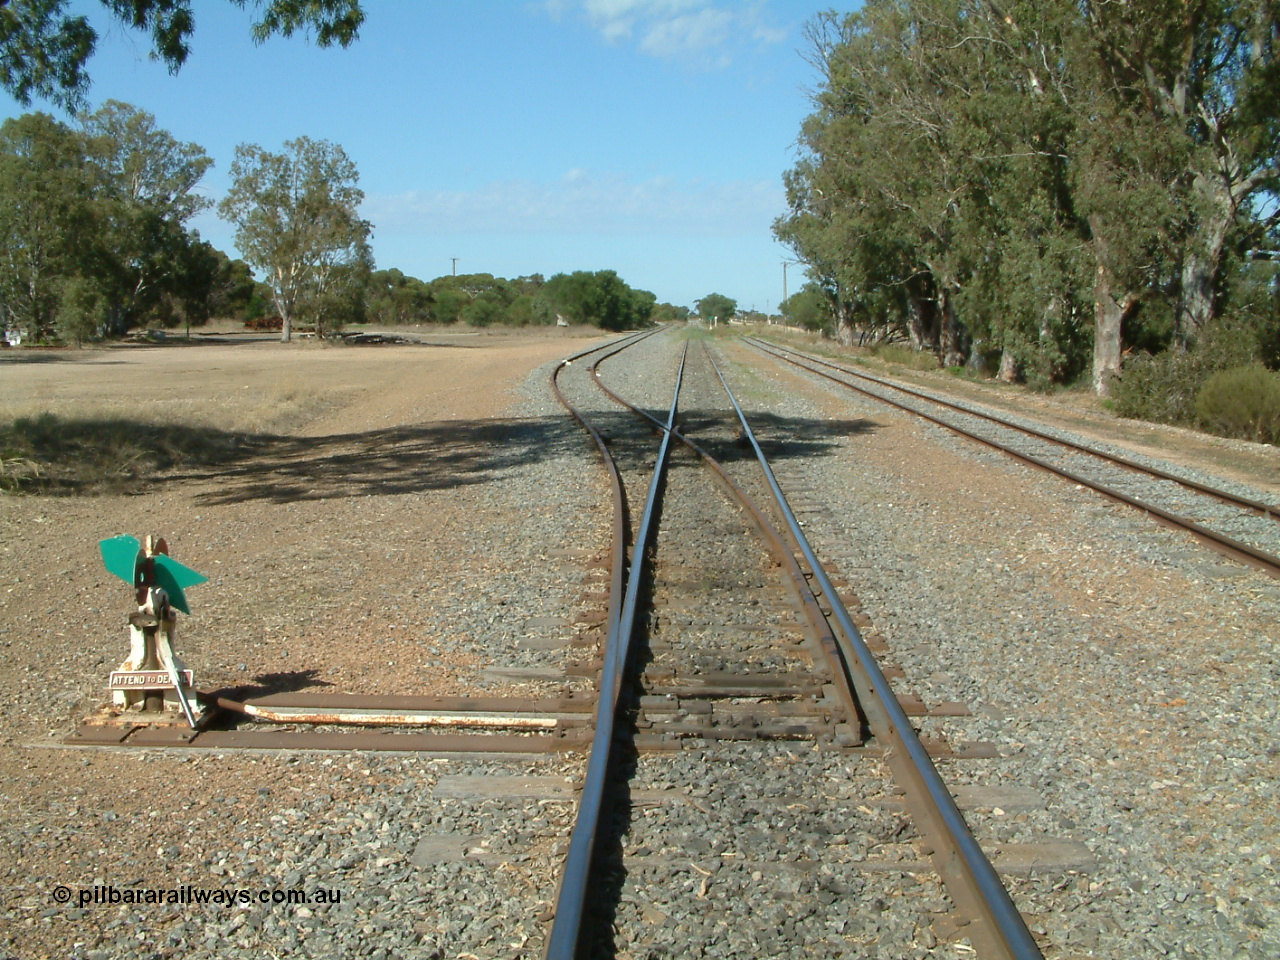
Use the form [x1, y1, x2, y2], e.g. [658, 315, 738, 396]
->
[748, 337, 1280, 579]
[547, 330, 1043, 959]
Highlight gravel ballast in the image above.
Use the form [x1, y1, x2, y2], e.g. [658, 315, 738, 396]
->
[716, 333, 1280, 958]
[1, 327, 1276, 958]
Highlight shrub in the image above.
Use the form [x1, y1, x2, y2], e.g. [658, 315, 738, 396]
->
[1111, 349, 1205, 424]
[1194, 365, 1280, 445]
[1112, 315, 1267, 426]
[866, 343, 942, 371]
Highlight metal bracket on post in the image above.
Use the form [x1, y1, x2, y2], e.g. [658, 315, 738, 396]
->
[99, 535, 208, 729]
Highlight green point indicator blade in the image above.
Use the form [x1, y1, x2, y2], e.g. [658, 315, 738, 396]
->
[99, 536, 141, 583]
[154, 553, 208, 590]
[152, 554, 207, 615]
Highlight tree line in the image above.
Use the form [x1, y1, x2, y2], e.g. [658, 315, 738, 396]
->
[0, 102, 250, 343]
[365, 268, 684, 331]
[0, 1, 365, 113]
[0, 104, 678, 343]
[775, 1, 1280, 408]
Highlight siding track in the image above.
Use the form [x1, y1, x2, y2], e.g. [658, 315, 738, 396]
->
[747, 337, 1280, 579]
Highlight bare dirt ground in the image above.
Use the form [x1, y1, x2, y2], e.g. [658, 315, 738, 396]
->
[0, 328, 608, 958]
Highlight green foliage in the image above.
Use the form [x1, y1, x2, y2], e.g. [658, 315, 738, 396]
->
[695, 292, 735, 324]
[543, 270, 655, 331]
[54, 274, 105, 343]
[780, 282, 831, 334]
[1112, 316, 1266, 424]
[1195, 366, 1280, 444]
[0, 103, 217, 341]
[461, 296, 503, 327]
[205, 249, 257, 321]
[502, 294, 542, 326]
[218, 136, 371, 341]
[1111, 350, 1206, 424]
[365, 267, 431, 325]
[425, 273, 515, 325]
[367, 269, 653, 330]
[244, 285, 271, 324]
[777, 1, 1280, 400]
[0, 1, 364, 110]
[428, 284, 466, 324]
[0, 111, 92, 341]
[650, 302, 690, 324]
[304, 245, 370, 337]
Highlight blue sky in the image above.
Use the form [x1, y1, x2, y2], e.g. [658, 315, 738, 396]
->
[0, 1, 840, 312]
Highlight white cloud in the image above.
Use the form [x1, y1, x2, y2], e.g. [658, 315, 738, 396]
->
[640, 9, 733, 58]
[549, 0, 787, 66]
[363, 169, 783, 239]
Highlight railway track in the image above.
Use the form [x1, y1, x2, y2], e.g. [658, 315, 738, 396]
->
[548, 329, 1043, 959]
[746, 337, 1280, 580]
[58, 328, 1076, 957]
[33, 329, 1277, 959]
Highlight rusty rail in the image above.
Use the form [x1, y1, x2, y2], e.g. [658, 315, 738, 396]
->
[545, 338, 688, 960]
[705, 344, 1043, 960]
[747, 337, 1280, 580]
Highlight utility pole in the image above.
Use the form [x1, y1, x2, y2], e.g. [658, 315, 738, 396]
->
[781, 262, 789, 327]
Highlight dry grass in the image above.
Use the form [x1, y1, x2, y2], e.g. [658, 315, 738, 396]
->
[0, 367, 340, 493]
[0, 332, 606, 495]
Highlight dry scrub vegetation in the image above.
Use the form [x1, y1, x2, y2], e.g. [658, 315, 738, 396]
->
[0, 345, 375, 493]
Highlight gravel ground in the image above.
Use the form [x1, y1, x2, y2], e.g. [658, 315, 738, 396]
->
[0, 332, 610, 960]
[715, 333, 1280, 958]
[3, 326, 1277, 958]
[753, 342, 1280, 560]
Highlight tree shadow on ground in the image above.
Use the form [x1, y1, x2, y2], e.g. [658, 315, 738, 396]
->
[0, 351, 95, 364]
[0, 409, 878, 501]
[206, 669, 333, 702]
[0, 412, 275, 494]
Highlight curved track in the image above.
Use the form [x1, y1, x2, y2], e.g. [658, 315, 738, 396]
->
[547, 329, 1043, 959]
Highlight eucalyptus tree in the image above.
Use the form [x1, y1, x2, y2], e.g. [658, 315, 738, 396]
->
[778, 3, 1018, 365]
[780, 282, 833, 334]
[1080, 0, 1280, 345]
[542, 270, 655, 330]
[366, 268, 431, 325]
[0, 0, 364, 110]
[218, 136, 372, 342]
[0, 111, 92, 341]
[937, 0, 1092, 384]
[779, 0, 1194, 392]
[80, 99, 212, 334]
[775, 13, 917, 350]
[695, 292, 736, 325]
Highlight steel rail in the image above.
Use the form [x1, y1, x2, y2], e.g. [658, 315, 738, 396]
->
[544, 339, 688, 960]
[703, 344, 1044, 960]
[751, 337, 1280, 520]
[551, 328, 656, 643]
[746, 337, 1280, 580]
[586, 341, 869, 744]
